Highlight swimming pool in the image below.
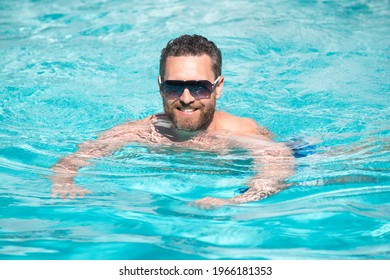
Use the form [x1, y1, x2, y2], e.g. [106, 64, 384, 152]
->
[0, 0, 389, 259]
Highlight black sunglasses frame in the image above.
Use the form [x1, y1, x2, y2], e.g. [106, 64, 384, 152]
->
[159, 76, 221, 100]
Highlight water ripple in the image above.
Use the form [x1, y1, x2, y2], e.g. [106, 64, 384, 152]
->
[234, 185, 390, 221]
[1, 0, 389, 260]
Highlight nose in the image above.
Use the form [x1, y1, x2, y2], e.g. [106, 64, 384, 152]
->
[179, 88, 195, 105]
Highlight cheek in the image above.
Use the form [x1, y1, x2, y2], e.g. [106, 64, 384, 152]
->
[162, 98, 174, 108]
[201, 97, 216, 110]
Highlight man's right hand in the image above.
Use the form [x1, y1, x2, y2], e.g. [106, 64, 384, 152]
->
[51, 182, 91, 199]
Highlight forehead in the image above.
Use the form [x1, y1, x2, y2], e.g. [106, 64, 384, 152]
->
[164, 55, 214, 81]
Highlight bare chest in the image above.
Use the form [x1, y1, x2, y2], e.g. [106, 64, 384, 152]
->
[136, 124, 231, 152]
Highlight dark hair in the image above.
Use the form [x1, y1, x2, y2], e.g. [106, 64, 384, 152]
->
[159, 34, 222, 80]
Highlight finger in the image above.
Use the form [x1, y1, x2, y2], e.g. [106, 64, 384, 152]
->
[60, 190, 68, 199]
[51, 190, 58, 198]
[192, 199, 221, 210]
[78, 188, 92, 198]
[69, 189, 77, 199]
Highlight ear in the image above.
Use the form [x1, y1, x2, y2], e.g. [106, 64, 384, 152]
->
[158, 76, 163, 97]
[214, 76, 224, 99]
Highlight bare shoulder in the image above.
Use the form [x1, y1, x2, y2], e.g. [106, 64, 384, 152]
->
[216, 111, 272, 138]
[97, 116, 153, 140]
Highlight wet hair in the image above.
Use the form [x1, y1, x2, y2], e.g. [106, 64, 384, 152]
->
[159, 34, 222, 80]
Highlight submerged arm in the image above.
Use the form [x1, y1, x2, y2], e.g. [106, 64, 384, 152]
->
[194, 125, 295, 209]
[50, 120, 148, 198]
[228, 139, 295, 203]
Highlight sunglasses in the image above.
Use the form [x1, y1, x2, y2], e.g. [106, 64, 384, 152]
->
[159, 76, 221, 100]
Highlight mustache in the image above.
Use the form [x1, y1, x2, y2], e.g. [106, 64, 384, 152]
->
[176, 102, 200, 110]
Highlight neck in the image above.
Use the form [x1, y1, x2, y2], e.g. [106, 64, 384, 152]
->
[152, 117, 205, 142]
[172, 128, 204, 142]
[174, 110, 218, 140]
[152, 112, 219, 142]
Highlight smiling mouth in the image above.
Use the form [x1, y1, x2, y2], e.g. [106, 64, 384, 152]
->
[177, 107, 198, 114]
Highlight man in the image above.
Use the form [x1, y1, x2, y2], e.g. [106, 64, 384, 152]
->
[51, 34, 294, 209]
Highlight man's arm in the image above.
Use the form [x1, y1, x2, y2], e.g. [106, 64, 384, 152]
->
[50, 119, 150, 198]
[194, 119, 295, 209]
[228, 139, 295, 203]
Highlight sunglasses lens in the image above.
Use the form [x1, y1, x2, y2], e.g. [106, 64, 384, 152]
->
[161, 81, 184, 99]
[161, 81, 213, 100]
[187, 81, 213, 99]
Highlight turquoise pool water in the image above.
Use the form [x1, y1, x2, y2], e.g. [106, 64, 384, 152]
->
[1, 0, 389, 259]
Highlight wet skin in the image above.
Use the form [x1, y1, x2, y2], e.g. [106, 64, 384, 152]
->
[51, 55, 294, 209]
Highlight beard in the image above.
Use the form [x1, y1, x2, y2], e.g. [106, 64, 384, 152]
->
[163, 100, 216, 132]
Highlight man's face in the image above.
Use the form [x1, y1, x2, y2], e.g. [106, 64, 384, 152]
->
[160, 55, 223, 132]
